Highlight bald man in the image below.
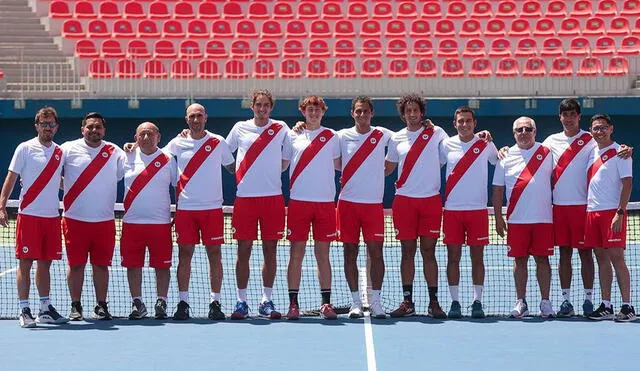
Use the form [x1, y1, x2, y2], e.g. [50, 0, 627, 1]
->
[121, 122, 177, 319]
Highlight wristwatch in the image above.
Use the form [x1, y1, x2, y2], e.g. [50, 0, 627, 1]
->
[616, 208, 625, 215]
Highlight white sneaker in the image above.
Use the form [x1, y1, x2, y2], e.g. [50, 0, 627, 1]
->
[18, 307, 36, 328]
[540, 300, 555, 318]
[510, 299, 529, 318]
[369, 301, 387, 319]
[348, 302, 364, 319]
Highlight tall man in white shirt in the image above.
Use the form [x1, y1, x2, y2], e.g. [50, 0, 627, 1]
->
[61, 112, 126, 321]
[121, 122, 177, 320]
[583, 114, 635, 322]
[492, 117, 556, 319]
[440, 107, 498, 319]
[285, 96, 340, 320]
[0, 107, 68, 328]
[227, 90, 292, 320]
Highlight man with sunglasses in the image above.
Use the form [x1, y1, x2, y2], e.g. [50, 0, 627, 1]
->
[0, 107, 68, 328]
[492, 117, 555, 319]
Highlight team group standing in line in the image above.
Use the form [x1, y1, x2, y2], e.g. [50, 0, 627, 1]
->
[0, 91, 635, 328]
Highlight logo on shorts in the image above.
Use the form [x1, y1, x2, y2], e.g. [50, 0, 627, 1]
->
[578, 140, 585, 146]
[154, 161, 161, 168]
[473, 147, 480, 154]
[54, 155, 60, 161]
[231, 227, 236, 233]
[205, 145, 212, 152]
[22, 246, 28, 253]
[602, 155, 609, 161]
[370, 138, 377, 144]
[268, 129, 275, 136]
[422, 134, 429, 140]
[319, 136, 327, 143]
[101, 151, 109, 158]
[394, 228, 399, 236]
[536, 154, 543, 160]
[287, 229, 292, 236]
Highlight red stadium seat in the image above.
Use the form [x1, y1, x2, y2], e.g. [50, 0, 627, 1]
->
[385, 20, 406, 38]
[311, 20, 331, 38]
[173, 2, 195, 19]
[253, 59, 275, 79]
[471, 1, 492, 19]
[75, 40, 99, 58]
[388, 59, 410, 78]
[308, 39, 330, 58]
[196, 2, 218, 19]
[112, 20, 135, 38]
[488, 38, 512, 57]
[621, 0, 640, 16]
[558, 18, 582, 36]
[462, 38, 486, 58]
[224, 60, 248, 79]
[347, 2, 368, 20]
[434, 19, 455, 37]
[442, 58, 464, 78]
[126, 40, 151, 59]
[592, 36, 616, 56]
[386, 39, 408, 58]
[212, 20, 233, 38]
[411, 39, 434, 57]
[523, 57, 547, 77]
[361, 59, 384, 78]
[115, 58, 140, 78]
[283, 39, 305, 58]
[88, 59, 112, 78]
[163, 20, 186, 38]
[204, 40, 228, 59]
[484, 19, 507, 37]
[397, 2, 418, 19]
[595, 0, 618, 17]
[123, 1, 145, 19]
[509, 18, 531, 37]
[273, 2, 294, 20]
[546, 1, 567, 18]
[410, 20, 431, 38]
[459, 19, 482, 38]
[334, 39, 356, 57]
[197, 60, 221, 79]
[179, 40, 203, 59]
[572, 1, 593, 18]
[437, 38, 459, 58]
[609, 17, 631, 36]
[334, 59, 357, 78]
[236, 20, 259, 38]
[361, 39, 382, 58]
[286, 20, 307, 38]
[153, 40, 177, 59]
[222, 2, 244, 19]
[415, 58, 437, 77]
[514, 38, 538, 57]
[468, 58, 492, 77]
[75, 1, 96, 19]
[248, 3, 270, 19]
[98, 2, 120, 19]
[101, 40, 125, 59]
[137, 20, 161, 38]
[334, 20, 356, 38]
[50, 1, 71, 19]
[446, 1, 467, 19]
[149, 1, 170, 20]
[577, 57, 602, 76]
[496, 57, 520, 77]
[280, 59, 302, 78]
[421, 1, 442, 19]
[321, 2, 343, 19]
[62, 20, 85, 38]
[298, 2, 319, 20]
[533, 18, 556, 37]
[549, 57, 574, 76]
[230, 40, 253, 59]
[496, 1, 517, 18]
[634, 18, 640, 35]
[566, 37, 590, 56]
[256, 40, 279, 59]
[144, 59, 168, 79]
[372, 2, 393, 20]
[604, 56, 629, 76]
[361, 20, 382, 38]
[87, 20, 110, 38]
[583, 17, 606, 36]
[261, 21, 283, 38]
[619, 36, 640, 55]
[521, 1, 542, 18]
[306, 59, 330, 78]
[540, 37, 564, 57]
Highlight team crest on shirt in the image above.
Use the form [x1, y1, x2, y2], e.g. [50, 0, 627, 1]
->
[287, 229, 292, 236]
[101, 152, 108, 158]
[422, 134, 429, 140]
[231, 227, 236, 233]
[536, 154, 543, 160]
[473, 148, 480, 154]
[319, 136, 327, 143]
[154, 161, 161, 167]
[22, 246, 28, 253]
[54, 155, 60, 161]
[602, 155, 609, 161]
[268, 129, 275, 136]
[578, 140, 585, 146]
[205, 145, 212, 152]
[370, 138, 377, 144]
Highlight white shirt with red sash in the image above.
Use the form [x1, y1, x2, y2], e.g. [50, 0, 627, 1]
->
[8, 137, 64, 217]
[492, 142, 553, 223]
[542, 130, 596, 206]
[288, 127, 340, 202]
[122, 148, 177, 224]
[386, 126, 448, 198]
[164, 133, 234, 211]
[226, 118, 292, 197]
[440, 135, 498, 210]
[587, 142, 632, 212]
[338, 126, 394, 204]
[61, 139, 125, 222]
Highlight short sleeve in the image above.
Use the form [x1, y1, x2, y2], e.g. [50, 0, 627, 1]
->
[219, 140, 235, 167]
[169, 157, 178, 187]
[331, 133, 341, 159]
[618, 157, 633, 179]
[492, 159, 506, 186]
[115, 146, 126, 181]
[281, 128, 293, 160]
[162, 137, 178, 157]
[8, 143, 25, 175]
[438, 139, 448, 166]
[226, 123, 239, 152]
[385, 136, 399, 163]
[487, 142, 499, 165]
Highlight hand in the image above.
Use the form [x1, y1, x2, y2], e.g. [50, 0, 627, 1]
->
[292, 121, 306, 134]
[179, 129, 190, 138]
[495, 215, 507, 237]
[123, 142, 136, 153]
[497, 146, 509, 160]
[617, 144, 633, 159]
[611, 213, 623, 234]
[422, 119, 434, 130]
[477, 130, 493, 142]
[0, 208, 8, 227]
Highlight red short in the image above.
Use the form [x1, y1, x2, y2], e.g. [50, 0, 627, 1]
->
[443, 209, 489, 246]
[15, 214, 62, 261]
[120, 223, 173, 268]
[584, 209, 627, 249]
[553, 204, 587, 248]
[232, 195, 285, 241]
[62, 217, 116, 267]
[336, 200, 384, 243]
[392, 195, 442, 240]
[287, 200, 337, 242]
[174, 209, 224, 245]
[507, 223, 554, 258]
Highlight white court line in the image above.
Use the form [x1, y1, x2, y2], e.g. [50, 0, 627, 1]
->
[363, 313, 378, 371]
[0, 267, 17, 278]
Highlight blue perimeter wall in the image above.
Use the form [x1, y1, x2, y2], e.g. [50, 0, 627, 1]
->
[1, 97, 638, 205]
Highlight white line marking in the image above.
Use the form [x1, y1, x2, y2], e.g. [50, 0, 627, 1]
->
[363, 312, 378, 371]
[0, 267, 17, 278]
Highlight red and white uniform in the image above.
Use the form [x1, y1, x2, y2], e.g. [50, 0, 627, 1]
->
[9, 138, 64, 260]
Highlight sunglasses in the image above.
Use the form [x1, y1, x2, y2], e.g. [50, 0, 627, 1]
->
[514, 126, 534, 133]
[591, 125, 610, 132]
[38, 122, 57, 128]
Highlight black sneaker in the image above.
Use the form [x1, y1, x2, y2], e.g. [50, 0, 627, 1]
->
[154, 298, 168, 320]
[18, 307, 36, 328]
[615, 304, 637, 322]
[69, 301, 84, 321]
[37, 304, 69, 324]
[129, 298, 148, 320]
[93, 301, 113, 320]
[208, 300, 226, 320]
[588, 303, 614, 320]
[173, 300, 190, 320]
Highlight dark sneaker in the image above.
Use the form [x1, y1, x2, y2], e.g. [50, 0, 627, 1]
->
[37, 304, 69, 324]
[69, 301, 84, 321]
[208, 300, 226, 320]
[154, 299, 168, 320]
[428, 301, 447, 319]
[258, 300, 281, 319]
[588, 303, 614, 320]
[18, 307, 36, 328]
[448, 301, 462, 319]
[389, 300, 415, 318]
[615, 305, 637, 322]
[231, 301, 249, 320]
[173, 300, 190, 320]
[557, 300, 575, 318]
[470, 300, 485, 318]
[93, 301, 112, 320]
[129, 299, 148, 320]
[582, 300, 594, 317]
[286, 303, 300, 320]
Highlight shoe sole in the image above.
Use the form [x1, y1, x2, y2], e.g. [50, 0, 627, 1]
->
[320, 315, 337, 320]
[154, 314, 168, 320]
[259, 313, 282, 320]
[429, 313, 447, 319]
[588, 315, 614, 320]
[36, 317, 69, 324]
[614, 316, 637, 322]
[556, 312, 575, 318]
[19, 321, 36, 328]
[231, 313, 248, 320]
[348, 312, 364, 319]
[471, 314, 486, 319]
[448, 313, 462, 319]
[69, 315, 83, 321]
[371, 314, 387, 319]
[510, 310, 530, 319]
[390, 311, 415, 318]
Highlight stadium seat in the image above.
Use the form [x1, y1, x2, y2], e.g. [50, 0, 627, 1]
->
[566, 37, 590, 56]
[388, 59, 410, 78]
[115, 58, 140, 78]
[197, 60, 221, 79]
[361, 39, 382, 58]
[286, 20, 308, 38]
[260, 21, 283, 39]
[62, 20, 85, 38]
[397, 2, 418, 19]
[572, 1, 593, 18]
[386, 39, 408, 58]
[322, 2, 343, 19]
[204, 40, 228, 59]
[196, 2, 218, 20]
[488, 38, 512, 57]
[88, 59, 112, 78]
[410, 20, 431, 38]
[609, 17, 631, 36]
[360, 19, 382, 38]
[496, 57, 520, 77]
[434, 19, 456, 37]
[137, 20, 161, 38]
[334, 39, 356, 57]
[50, 1, 71, 19]
[273, 2, 294, 20]
[385, 20, 407, 38]
[279, 59, 302, 78]
[522, 57, 547, 77]
[162, 20, 185, 38]
[308, 39, 330, 58]
[224, 60, 248, 79]
[236, 20, 259, 38]
[212, 20, 233, 38]
[414, 58, 437, 77]
[442, 58, 464, 78]
[437, 38, 459, 57]
[334, 20, 356, 38]
[546, 1, 567, 18]
[126, 40, 151, 59]
[144, 59, 168, 79]
[248, 2, 269, 19]
[112, 20, 135, 38]
[533, 18, 556, 37]
[230, 40, 253, 59]
[178, 40, 203, 59]
[421, 1, 442, 19]
[253, 59, 275, 79]
[462, 38, 486, 58]
[149, 1, 170, 20]
[101, 39, 125, 58]
[75, 1, 96, 19]
[87, 20, 110, 38]
[496, 1, 517, 18]
[298, 2, 319, 20]
[592, 36, 616, 56]
[595, 0, 618, 17]
[621, 0, 640, 16]
[558, 18, 582, 36]
[549, 57, 574, 76]
[411, 38, 434, 57]
[153, 40, 177, 59]
[484, 19, 507, 37]
[306, 59, 330, 78]
[311, 20, 331, 38]
[123, 1, 145, 19]
[604, 56, 629, 76]
[577, 57, 602, 76]
[468, 58, 492, 77]
[634, 18, 640, 35]
[540, 37, 564, 57]
[619, 36, 640, 55]
[98, 2, 120, 19]
[283, 39, 305, 58]
[521, 1, 542, 18]
[459, 19, 482, 38]
[446, 1, 467, 19]
[222, 2, 244, 19]
[372, 2, 393, 20]
[583, 17, 606, 36]
[256, 40, 279, 59]
[334, 59, 357, 78]
[75, 40, 99, 58]
[471, 1, 492, 18]
[509, 18, 531, 37]
[361, 59, 384, 78]
[173, 2, 195, 20]
[514, 38, 537, 57]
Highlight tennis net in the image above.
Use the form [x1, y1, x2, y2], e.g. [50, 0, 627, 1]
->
[1, 200, 639, 318]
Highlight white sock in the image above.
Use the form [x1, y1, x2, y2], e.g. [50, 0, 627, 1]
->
[19, 300, 29, 311]
[371, 290, 381, 304]
[561, 288, 570, 302]
[473, 285, 484, 302]
[157, 296, 168, 302]
[179, 291, 189, 303]
[262, 287, 273, 303]
[585, 289, 593, 302]
[351, 291, 361, 305]
[39, 297, 51, 312]
[210, 292, 221, 303]
[237, 288, 247, 302]
[603, 300, 612, 308]
[449, 286, 459, 302]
